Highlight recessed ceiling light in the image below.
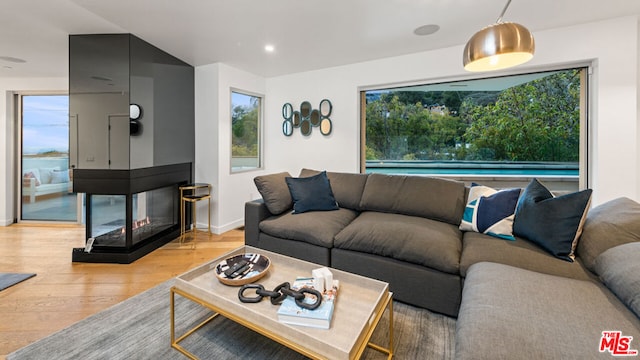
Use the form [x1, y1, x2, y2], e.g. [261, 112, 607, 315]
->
[264, 44, 275, 53]
[0, 56, 27, 63]
[413, 24, 440, 36]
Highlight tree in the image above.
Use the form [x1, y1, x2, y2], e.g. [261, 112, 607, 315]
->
[364, 69, 581, 163]
[463, 70, 580, 161]
[232, 104, 259, 157]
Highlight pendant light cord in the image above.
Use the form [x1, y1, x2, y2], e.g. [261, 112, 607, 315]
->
[496, 0, 512, 23]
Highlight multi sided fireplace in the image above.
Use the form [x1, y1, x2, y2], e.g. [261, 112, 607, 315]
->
[72, 163, 191, 263]
[68, 34, 195, 263]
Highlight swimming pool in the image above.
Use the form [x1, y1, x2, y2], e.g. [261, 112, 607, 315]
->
[365, 161, 579, 177]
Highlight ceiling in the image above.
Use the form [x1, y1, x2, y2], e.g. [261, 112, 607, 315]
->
[2, 0, 640, 79]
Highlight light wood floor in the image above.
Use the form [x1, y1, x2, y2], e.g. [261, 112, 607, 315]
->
[0, 224, 244, 358]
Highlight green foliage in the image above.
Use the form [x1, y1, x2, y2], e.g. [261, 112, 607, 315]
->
[365, 93, 466, 161]
[365, 69, 581, 163]
[365, 145, 381, 160]
[232, 102, 259, 157]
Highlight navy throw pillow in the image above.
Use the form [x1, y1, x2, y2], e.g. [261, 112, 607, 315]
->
[285, 171, 339, 214]
[513, 178, 592, 262]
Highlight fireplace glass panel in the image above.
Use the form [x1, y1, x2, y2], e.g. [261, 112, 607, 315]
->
[89, 185, 177, 248]
[90, 195, 126, 247]
[131, 186, 175, 245]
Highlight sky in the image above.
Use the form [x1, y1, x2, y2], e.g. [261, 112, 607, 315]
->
[22, 95, 69, 155]
[22, 93, 254, 155]
[231, 91, 259, 109]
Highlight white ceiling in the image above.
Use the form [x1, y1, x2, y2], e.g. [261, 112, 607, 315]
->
[1, 0, 640, 79]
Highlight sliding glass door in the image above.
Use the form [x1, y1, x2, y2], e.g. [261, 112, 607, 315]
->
[19, 94, 80, 222]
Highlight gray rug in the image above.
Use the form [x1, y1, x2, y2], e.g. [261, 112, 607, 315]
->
[8, 279, 455, 359]
[0, 273, 36, 291]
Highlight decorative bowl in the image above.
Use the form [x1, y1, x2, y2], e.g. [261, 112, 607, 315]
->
[214, 253, 270, 286]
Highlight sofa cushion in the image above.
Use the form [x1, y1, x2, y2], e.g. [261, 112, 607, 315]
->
[259, 208, 358, 248]
[39, 167, 60, 184]
[285, 171, 338, 214]
[254, 172, 292, 215]
[50, 169, 69, 184]
[595, 242, 640, 318]
[334, 211, 462, 274]
[513, 178, 592, 261]
[459, 184, 521, 240]
[299, 169, 369, 210]
[359, 174, 466, 225]
[577, 197, 640, 273]
[456, 262, 640, 360]
[460, 231, 594, 280]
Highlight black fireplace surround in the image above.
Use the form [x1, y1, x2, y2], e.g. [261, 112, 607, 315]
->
[69, 33, 195, 263]
[72, 163, 191, 263]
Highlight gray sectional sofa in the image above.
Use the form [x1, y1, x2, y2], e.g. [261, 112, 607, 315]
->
[245, 169, 640, 358]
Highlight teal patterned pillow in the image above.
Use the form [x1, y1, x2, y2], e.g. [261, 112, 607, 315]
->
[459, 184, 521, 240]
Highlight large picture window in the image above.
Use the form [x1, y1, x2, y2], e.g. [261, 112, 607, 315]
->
[231, 90, 262, 173]
[361, 68, 588, 191]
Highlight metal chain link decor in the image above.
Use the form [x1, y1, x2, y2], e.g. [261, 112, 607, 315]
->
[238, 282, 323, 310]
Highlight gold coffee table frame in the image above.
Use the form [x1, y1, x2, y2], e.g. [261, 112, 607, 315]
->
[170, 247, 394, 360]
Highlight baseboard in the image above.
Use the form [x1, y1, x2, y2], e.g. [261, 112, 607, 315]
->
[1, 218, 15, 226]
[196, 218, 244, 235]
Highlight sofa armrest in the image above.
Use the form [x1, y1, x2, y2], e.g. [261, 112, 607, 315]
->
[22, 177, 37, 203]
[22, 177, 36, 189]
[244, 199, 273, 246]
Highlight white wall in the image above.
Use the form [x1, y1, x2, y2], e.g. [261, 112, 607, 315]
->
[195, 63, 266, 233]
[2, 16, 639, 229]
[262, 16, 639, 207]
[0, 78, 67, 225]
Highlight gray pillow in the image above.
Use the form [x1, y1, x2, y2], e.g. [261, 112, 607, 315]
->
[595, 242, 640, 318]
[253, 172, 292, 215]
[577, 197, 640, 273]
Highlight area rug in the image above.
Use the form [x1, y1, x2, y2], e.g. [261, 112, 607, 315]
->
[0, 273, 36, 291]
[8, 279, 455, 359]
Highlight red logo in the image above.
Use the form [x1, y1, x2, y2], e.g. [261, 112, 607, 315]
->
[600, 331, 638, 356]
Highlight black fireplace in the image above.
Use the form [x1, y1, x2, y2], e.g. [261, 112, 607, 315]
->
[68, 33, 194, 263]
[71, 163, 191, 263]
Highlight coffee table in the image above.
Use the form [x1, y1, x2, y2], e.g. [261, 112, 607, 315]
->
[171, 246, 393, 359]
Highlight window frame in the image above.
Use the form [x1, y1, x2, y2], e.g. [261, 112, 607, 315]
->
[16, 91, 84, 224]
[230, 88, 264, 174]
[359, 65, 591, 191]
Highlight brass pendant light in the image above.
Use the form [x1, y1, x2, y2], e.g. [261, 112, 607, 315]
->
[463, 0, 535, 72]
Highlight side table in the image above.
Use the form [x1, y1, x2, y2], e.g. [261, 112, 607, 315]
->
[179, 183, 211, 246]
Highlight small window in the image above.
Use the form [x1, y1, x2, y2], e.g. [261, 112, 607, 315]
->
[231, 90, 262, 173]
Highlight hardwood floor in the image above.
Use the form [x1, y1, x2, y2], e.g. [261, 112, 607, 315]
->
[0, 224, 244, 358]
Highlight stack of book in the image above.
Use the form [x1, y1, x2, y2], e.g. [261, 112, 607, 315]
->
[277, 276, 339, 329]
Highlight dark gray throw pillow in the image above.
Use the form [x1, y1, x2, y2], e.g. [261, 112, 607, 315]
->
[513, 178, 592, 262]
[285, 171, 339, 214]
[254, 172, 293, 215]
